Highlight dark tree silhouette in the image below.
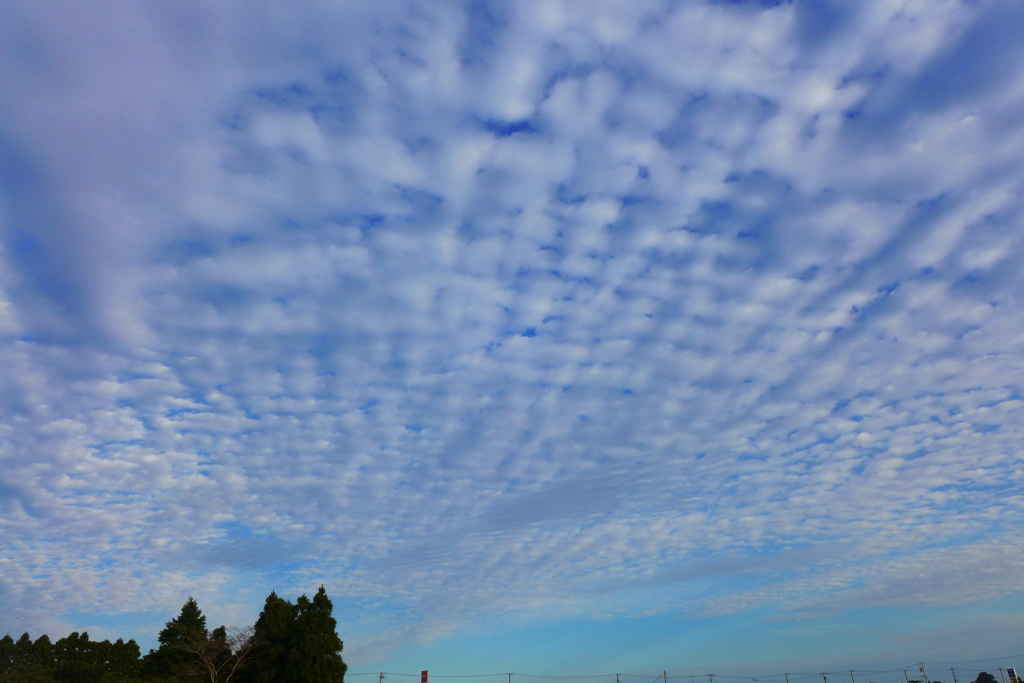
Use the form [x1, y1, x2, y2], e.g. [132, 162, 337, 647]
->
[242, 586, 346, 683]
[0, 588, 343, 683]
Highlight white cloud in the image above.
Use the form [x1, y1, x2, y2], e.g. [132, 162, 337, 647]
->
[1, 0, 1024, 668]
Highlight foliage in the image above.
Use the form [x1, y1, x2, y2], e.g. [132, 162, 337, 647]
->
[242, 585, 347, 683]
[0, 630, 140, 683]
[143, 596, 209, 682]
[0, 589, 345, 683]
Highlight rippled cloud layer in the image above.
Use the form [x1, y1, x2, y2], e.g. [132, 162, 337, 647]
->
[1, 0, 1023, 669]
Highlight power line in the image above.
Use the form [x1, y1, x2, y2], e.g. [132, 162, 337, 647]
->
[432, 676, 520, 679]
[514, 675, 616, 679]
[347, 657, 1022, 683]
[926, 656, 1024, 665]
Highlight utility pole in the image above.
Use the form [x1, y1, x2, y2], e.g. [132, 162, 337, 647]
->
[904, 673, 909, 683]
[380, 673, 385, 683]
[822, 673, 828, 683]
[616, 674, 620, 683]
[851, 671, 856, 683]
[920, 664, 930, 683]
[709, 674, 715, 683]
[785, 675, 789, 683]
[999, 670, 1007, 683]
[951, 669, 958, 683]
[509, 674, 513, 683]
[664, 672, 668, 683]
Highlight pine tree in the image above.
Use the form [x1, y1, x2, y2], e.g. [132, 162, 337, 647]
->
[143, 596, 209, 681]
[242, 586, 346, 683]
[160, 597, 209, 647]
[243, 591, 296, 683]
[286, 586, 347, 683]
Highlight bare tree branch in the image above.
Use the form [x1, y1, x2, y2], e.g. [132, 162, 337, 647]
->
[172, 624, 261, 683]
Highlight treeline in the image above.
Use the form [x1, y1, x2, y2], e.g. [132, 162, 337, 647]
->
[0, 586, 346, 683]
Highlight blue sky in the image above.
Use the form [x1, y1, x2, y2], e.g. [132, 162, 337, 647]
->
[1, 0, 1024, 676]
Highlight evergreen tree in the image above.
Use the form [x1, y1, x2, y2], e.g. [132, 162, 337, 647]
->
[159, 597, 209, 648]
[143, 597, 209, 682]
[14, 633, 33, 673]
[108, 638, 143, 681]
[0, 630, 140, 683]
[1, 634, 15, 676]
[287, 586, 347, 683]
[31, 635, 53, 677]
[242, 586, 346, 683]
[0, 587, 344, 683]
[6, 634, 56, 683]
[53, 631, 104, 683]
[243, 591, 296, 683]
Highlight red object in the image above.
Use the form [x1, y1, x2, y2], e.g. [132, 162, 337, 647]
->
[422, 672, 428, 683]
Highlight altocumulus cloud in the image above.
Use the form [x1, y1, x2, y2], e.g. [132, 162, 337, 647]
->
[1, 0, 1024, 667]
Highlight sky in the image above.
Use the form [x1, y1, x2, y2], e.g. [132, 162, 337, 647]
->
[1, 0, 1024, 677]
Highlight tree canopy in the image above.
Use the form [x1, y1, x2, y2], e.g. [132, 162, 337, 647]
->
[242, 585, 347, 683]
[1, 588, 345, 683]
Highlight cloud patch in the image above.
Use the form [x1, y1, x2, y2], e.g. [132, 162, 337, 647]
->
[1, 0, 1024, 666]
